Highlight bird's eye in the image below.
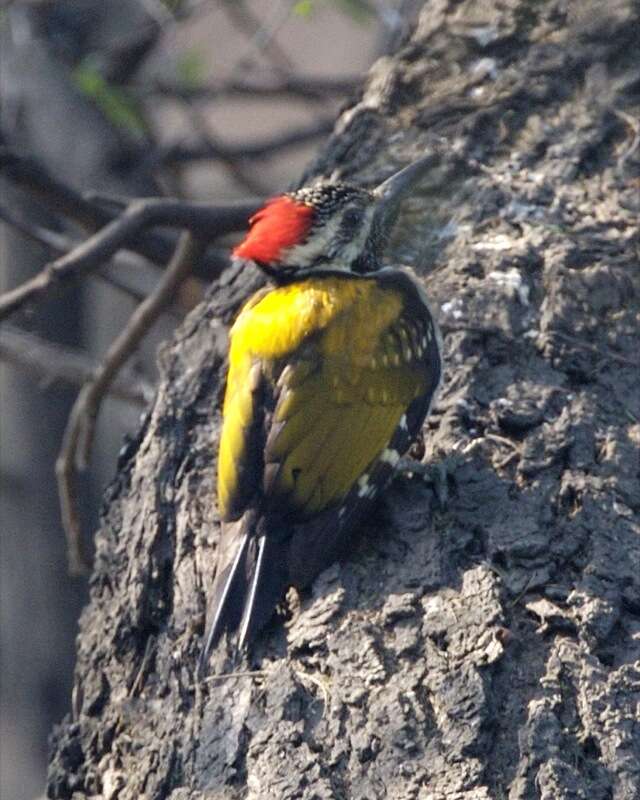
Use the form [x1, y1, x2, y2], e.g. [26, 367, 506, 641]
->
[342, 207, 364, 229]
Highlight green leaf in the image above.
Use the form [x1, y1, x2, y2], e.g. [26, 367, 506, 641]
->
[73, 60, 147, 136]
[293, 0, 315, 17]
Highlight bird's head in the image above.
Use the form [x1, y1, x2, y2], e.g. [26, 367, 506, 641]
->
[233, 153, 436, 280]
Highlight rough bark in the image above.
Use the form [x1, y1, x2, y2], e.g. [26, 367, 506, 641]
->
[48, 1, 640, 798]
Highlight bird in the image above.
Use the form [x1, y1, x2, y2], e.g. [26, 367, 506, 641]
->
[199, 153, 443, 674]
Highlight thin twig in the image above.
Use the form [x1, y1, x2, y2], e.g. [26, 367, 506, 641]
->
[222, 0, 296, 75]
[496, 450, 520, 470]
[0, 202, 77, 254]
[510, 573, 535, 607]
[0, 201, 161, 301]
[0, 197, 260, 321]
[157, 119, 334, 166]
[82, 191, 130, 212]
[0, 148, 177, 267]
[56, 233, 206, 574]
[0, 148, 255, 274]
[0, 148, 111, 230]
[484, 432, 519, 450]
[175, 101, 271, 196]
[0, 324, 153, 405]
[140, 74, 361, 102]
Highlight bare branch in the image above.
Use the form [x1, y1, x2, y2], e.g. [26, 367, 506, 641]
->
[82, 191, 132, 211]
[157, 118, 334, 166]
[0, 196, 261, 321]
[172, 100, 272, 195]
[56, 232, 206, 575]
[139, 74, 361, 102]
[222, 0, 296, 75]
[0, 324, 153, 406]
[0, 201, 75, 253]
[0, 149, 170, 266]
[0, 148, 257, 274]
[0, 201, 160, 300]
[0, 148, 111, 230]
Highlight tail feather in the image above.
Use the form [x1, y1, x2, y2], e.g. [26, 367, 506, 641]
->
[238, 533, 288, 649]
[198, 527, 250, 676]
[199, 518, 288, 676]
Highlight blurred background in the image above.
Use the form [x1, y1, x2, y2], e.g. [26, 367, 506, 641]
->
[0, 1, 422, 797]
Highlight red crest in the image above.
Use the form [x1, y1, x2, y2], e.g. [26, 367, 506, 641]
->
[233, 196, 314, 264]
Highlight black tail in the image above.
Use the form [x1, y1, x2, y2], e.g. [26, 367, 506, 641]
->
[198, 517, 288, 677]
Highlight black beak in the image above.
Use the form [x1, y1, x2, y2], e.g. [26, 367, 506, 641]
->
[372, 151, 438, 232]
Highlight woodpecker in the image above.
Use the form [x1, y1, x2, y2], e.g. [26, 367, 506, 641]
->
[199, 154, 442, 672]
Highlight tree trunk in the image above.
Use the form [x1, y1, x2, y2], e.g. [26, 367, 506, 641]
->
[48, 1, 640, 798]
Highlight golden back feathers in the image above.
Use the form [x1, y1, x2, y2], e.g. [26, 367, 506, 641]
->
[217, 274, 438, 521]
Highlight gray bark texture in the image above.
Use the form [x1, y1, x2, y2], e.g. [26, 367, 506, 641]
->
[48, 1, 640, 798]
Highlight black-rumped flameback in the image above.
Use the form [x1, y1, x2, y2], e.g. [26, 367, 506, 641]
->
[199, 154, 443, 673]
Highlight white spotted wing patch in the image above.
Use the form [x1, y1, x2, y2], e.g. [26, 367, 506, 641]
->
[380, 447, 401, 466]
[325, 407, 418, 539]
[357, 473, 372, 498]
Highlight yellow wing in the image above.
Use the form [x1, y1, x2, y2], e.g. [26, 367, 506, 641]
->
[217, 273, 440, 523]
[265, 337, 426, 515]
